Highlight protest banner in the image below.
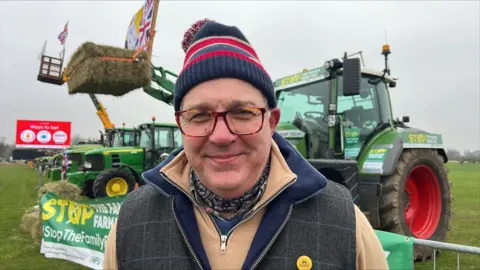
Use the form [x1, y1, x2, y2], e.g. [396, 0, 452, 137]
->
[375, 229, 415, 270]
[40, 192, 125, 269]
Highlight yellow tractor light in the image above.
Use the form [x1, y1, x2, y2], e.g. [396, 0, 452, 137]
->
[382, 44, 391, 55]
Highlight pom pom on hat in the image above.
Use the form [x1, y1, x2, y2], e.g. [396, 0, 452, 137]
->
[181, 18, 213, 53]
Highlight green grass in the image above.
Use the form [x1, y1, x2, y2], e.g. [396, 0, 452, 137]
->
[0, 165, 86, 270]
[414, 162, 480, 270]
[0, 163, 479, 269]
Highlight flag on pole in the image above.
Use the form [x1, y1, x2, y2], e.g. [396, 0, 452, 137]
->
[138, 0, 155, 51]
[58, 21, 69, 46]
[125, 0, 154, 51]
[125, 7, 144, 50]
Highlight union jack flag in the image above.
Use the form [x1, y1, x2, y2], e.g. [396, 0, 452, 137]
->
[58, 21, 69, 46]
[137, 0, 155, 51]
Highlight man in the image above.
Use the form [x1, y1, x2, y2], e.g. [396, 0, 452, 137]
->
[103, 19, 389, 270]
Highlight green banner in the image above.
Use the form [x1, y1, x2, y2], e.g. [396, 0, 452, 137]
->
[344, 127, 362, 159]
[40, 192, 126, 269]
[375, 230, 414, 270]
[402, 132, 443, 148]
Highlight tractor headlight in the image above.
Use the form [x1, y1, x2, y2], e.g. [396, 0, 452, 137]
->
[84, 161, 92, 169]
[324, 61, 331, 69]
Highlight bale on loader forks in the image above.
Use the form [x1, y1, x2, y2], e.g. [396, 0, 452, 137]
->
[64, 42, 152, 96]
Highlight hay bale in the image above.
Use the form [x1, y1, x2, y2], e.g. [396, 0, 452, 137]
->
[21, 206, 42, 240]
[21, 181, 83, 241]
[66, 42, 152, 96]
[38, 181, 82, 201]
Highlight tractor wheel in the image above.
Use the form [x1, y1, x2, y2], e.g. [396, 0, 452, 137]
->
[380, 149, 452, 261]
[93, 169, 136, 198]
[82, 180, 95, 199]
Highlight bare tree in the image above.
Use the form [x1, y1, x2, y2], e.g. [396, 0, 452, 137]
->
[0, 137, 14, 159]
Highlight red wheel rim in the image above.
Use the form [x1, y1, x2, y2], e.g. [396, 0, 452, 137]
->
[404, 164, 442, 239]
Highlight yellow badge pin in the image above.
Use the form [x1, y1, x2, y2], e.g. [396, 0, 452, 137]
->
[296, 255, 313, 270]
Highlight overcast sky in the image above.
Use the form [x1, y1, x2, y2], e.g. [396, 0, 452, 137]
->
[0, 1, 479, 152]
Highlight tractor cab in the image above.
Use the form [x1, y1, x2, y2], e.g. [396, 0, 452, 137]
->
[111, 127, 140, 147]
[275, 46, 397, 161]
[138, 119, 182, 169]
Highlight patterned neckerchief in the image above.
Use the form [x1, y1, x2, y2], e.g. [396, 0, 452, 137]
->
[190, 154, 271, 219]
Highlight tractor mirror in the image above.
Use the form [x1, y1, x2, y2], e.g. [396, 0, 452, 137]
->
[402, 116, 410, 123]
[342, 58, 361, 96]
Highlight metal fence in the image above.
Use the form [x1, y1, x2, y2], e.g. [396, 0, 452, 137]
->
[413, 238, 480, 270]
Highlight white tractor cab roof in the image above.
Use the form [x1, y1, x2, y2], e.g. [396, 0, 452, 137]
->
[273, 65, 396, 92]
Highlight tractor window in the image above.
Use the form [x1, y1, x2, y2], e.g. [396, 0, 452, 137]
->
[139, 129, 152, 149]
[337, 76, 380, 129]
[375, 82, 393, 124]
[155, 128, 170, 148]
[277, 81, 329, 124]
[112, 133, 123, 147]
[174, 128, 182, 148]
[123, 131, 136, 146]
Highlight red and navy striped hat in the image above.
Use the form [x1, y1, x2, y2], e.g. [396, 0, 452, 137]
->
[173, 19, 276, 111]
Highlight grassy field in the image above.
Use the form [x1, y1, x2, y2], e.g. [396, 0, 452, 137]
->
[0, 165, 86, 270]
[0, 163, 479, 269]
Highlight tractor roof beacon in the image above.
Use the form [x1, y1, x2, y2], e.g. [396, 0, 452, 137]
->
[274, 44, 452, 262]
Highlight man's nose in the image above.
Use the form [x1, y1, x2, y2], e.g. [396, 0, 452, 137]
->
[208, 117, 236, 144]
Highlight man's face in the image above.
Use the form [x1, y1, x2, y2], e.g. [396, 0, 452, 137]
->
[179, 78, 280, 198]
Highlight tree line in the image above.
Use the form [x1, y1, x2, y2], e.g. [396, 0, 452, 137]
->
[446, 148, 480, 163]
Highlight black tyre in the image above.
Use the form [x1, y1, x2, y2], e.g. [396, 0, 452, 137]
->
[82, 180, 95, 199]
[380, 149, 452, 261]
[93, 169, 136, 198]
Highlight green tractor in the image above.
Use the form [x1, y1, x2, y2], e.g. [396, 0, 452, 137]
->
[274, 45, 451, 260]
[61, 126, 140, 182]
[70, 120, 181, 198]
[46, 142, 105, 181]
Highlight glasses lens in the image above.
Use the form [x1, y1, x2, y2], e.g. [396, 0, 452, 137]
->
[226, 108, 264, 134]
[178, 110, 215, 136]
[178, 107, 265, 136]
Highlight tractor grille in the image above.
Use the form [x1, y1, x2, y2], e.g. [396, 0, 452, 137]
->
[68, 153, 83, 166]
[86, 154, 104, 171]
[111, 154, 121, 167]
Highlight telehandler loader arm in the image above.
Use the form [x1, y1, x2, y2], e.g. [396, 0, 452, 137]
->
[142, 65, 177, 105]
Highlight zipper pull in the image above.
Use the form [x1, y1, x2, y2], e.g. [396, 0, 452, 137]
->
[220, 235, 227, 255]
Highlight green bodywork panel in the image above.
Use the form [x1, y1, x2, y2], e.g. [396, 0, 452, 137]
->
[67, 171, 89, 186]
[49, 168, 62, 181]
[347, 127, 445, 176]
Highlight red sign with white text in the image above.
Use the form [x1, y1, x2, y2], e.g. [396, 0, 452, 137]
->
[16, 120, 72, 149]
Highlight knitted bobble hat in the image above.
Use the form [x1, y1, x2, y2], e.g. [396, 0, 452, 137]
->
[173, 19, 277, 111]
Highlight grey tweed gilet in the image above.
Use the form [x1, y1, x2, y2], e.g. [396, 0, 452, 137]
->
[115, 180, 356, 270]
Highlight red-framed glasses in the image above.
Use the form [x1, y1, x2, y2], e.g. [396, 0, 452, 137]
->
[174, 107, 268, 137]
